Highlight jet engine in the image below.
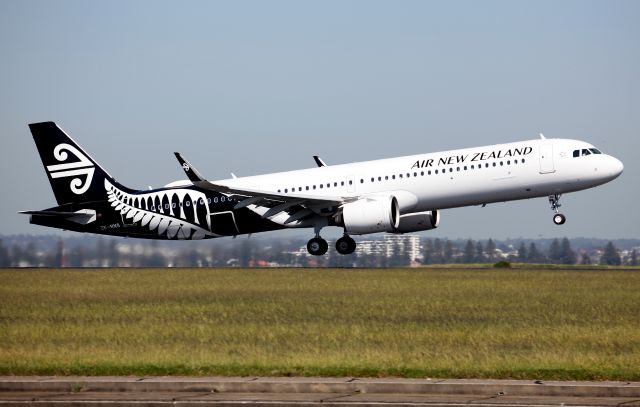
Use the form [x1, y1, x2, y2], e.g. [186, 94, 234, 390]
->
[392, 210, 440, 233]
[340, 195, 400, 235]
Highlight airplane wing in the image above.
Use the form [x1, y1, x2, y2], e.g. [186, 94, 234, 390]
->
[174, 153, 352, 222]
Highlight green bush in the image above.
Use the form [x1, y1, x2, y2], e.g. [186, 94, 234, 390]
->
[493, 261, 512, 268]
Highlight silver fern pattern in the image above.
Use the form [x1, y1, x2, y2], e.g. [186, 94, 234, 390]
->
[104, 179, 218, 240]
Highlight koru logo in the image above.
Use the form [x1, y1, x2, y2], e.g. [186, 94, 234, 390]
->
[182, 163, 190, 172]
[46, 143, 95, 195]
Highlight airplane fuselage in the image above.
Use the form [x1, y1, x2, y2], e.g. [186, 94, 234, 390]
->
[24, 122, 623, 255]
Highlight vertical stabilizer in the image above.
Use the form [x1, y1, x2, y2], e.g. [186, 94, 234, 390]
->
[28, 121, 128, 205]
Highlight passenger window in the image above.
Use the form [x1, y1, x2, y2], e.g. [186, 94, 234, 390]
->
[399, 174, 403, 178]
[306, 186, 309, 190]
[378, 176, 382, 181]
[435, 169, 438, 174]
[319, 184, 323, 189]
[360, 179, 364, 184]
[428, 170, 431, 175]
[420, 171, 424, 176]
[349, 180, 353, 185]
[457, 167, 460, 171]
[341, 181, 345, 186]
[385, 176, 388, 180]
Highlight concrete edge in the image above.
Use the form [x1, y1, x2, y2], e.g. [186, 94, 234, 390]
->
[0, 377, 638, 397]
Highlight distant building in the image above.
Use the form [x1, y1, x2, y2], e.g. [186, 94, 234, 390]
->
[357, 235, 421, 261]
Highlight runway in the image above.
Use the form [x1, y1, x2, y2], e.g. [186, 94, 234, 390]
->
[1, 377, 639, 406]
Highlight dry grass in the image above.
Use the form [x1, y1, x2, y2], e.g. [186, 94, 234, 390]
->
[0, 267, 639, 379]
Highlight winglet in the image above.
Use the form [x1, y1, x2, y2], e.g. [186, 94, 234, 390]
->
[174, 152, 207, 182]
[313, 155, 327, 167]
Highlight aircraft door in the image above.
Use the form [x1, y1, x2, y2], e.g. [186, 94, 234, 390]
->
[539, 144, 555, 174]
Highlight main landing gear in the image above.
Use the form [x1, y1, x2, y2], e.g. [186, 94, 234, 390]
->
[335, 235, 356, 255]
[549, 194, 566, 225]
[306, 229, 356, 256]
[307, 236, 328, 256]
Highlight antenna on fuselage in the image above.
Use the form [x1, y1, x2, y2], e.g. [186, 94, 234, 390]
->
[539, 133, 546, 139]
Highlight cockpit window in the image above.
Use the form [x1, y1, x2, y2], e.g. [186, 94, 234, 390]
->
[574, 148, 602, 158]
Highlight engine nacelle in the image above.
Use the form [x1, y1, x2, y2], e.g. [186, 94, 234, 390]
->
[341, 195, 400, 235]
[392, 210, 440, 233]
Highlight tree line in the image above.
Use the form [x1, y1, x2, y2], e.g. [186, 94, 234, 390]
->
[0, 236, 636, 268]
[421, 238, 631, 266]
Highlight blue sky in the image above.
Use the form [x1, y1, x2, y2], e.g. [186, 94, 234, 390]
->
[1, 0, 638, 239]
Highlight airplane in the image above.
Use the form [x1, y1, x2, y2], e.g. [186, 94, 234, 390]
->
[22, 121, 623, 256]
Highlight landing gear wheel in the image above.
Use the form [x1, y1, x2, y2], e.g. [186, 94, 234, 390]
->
[553, 213, 566, 225]
[335, 235, 356, 255]
[307, 237, 328, 256]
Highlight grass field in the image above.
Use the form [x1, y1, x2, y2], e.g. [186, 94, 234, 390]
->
[1, 267, 639, 380]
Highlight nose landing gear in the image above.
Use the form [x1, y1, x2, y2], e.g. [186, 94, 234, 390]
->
[549, 194, 566, 225]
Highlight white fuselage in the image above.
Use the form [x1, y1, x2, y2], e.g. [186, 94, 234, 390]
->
[217, 138, 623, 221]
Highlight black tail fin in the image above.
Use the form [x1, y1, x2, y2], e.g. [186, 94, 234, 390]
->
[29, 121, 128, 205]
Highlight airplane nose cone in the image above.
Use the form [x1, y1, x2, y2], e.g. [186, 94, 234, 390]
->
[607, 156, 624, 179]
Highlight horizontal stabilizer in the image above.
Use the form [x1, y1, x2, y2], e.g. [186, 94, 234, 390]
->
[20, 209, 97, 224]
[20, 210, 80, 217]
